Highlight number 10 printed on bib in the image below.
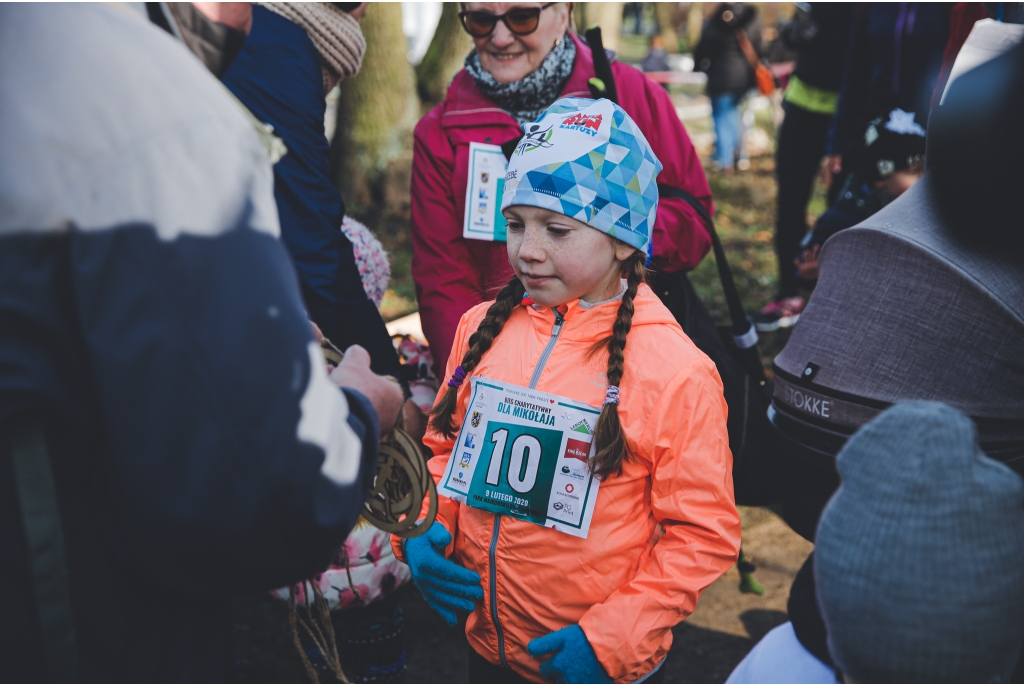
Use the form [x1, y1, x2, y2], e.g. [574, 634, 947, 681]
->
[438, 377, 602, 538]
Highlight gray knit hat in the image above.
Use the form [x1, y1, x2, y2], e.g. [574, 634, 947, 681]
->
[815, 401, 1024, 683]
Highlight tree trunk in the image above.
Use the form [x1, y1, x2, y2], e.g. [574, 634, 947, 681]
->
[572, 2, 588, 34]
[687, 2, 703, 51]
[586, 2, 624, 53]
[330, 2, 418, 217]
[415, 2, 473, 110]
[654, 3, 680, 53]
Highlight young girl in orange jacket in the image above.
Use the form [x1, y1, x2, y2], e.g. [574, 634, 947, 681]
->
[394, 98, 740, 683]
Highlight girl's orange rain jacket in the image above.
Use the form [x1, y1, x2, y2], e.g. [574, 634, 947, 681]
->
[393, 284, 741, 682]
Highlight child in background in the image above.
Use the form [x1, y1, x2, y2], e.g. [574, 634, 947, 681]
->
[393, 98, 741, 683]
[641, 34, 671, 76]
[794, 108, 926, 284]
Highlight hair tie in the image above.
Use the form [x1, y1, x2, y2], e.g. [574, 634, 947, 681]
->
[448, 365, 467, 389]
[604, 385, 620, 406]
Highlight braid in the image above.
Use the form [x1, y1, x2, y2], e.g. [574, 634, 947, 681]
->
[429, 276, 526, 438]
[589, 251, 646, 479]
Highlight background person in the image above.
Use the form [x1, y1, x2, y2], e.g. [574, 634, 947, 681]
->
[410, 1, 713, 378]
[273, 217, 413, 684]
[820, 3, 948, 195]
[754, 3, 854, 332]
[0, 4, 402, 681]
[641, 34, 671, 74]
[693, 3, 764, 173]
[221, 2, 404, 380]
[793, 106, 926, 285]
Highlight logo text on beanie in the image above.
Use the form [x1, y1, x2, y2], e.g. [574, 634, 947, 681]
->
[516, 124, 555, 154]
[560, 113, 603, 137]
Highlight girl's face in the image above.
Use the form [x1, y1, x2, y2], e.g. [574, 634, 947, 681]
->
[465, 3, 570, 84]
[504, 205, 637, 307]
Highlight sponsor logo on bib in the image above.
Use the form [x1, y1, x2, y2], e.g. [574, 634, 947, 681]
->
[571, 419, 592, 435]
[563, 437, 590, 462]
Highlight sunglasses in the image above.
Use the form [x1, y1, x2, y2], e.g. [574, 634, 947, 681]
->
[459, 3, 557, 38]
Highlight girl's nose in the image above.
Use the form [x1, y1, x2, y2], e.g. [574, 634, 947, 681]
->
[516, 228, 547, 263]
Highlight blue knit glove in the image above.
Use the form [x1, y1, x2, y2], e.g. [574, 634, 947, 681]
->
[528, 624, 612, 684]
[405, 522, 483, 626]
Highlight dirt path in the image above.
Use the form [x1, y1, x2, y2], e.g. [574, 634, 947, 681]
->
[661, 508, 813, 682]
[400, 507, 813, 683]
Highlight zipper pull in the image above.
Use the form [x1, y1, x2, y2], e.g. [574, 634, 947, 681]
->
[552, 309, 565, 334]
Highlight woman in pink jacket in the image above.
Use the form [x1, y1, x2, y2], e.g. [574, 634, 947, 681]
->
[411, 2, 714, 376]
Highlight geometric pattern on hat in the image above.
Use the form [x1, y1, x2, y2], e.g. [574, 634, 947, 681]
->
[501, 97, 663, 255]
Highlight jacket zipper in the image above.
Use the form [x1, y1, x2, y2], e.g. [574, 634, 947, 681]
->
[528, 309, 565, 389]
[489, 309, 565, 667]
[489, 516, 508, 667]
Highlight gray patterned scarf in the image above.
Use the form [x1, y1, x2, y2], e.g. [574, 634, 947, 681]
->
[464, 35, 577, 125]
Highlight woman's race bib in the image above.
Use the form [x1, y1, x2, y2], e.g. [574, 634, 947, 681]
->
[438, 377, 602, 538]
[462, 142, 508, 242]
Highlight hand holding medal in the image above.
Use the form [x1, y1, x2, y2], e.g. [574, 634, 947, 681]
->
[319, 334, 438, 539]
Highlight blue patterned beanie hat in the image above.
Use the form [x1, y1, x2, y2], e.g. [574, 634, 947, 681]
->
[500, 97, 662, 256]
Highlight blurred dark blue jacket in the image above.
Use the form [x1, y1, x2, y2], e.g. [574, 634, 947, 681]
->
[223, 6, 400, 376]
[827, 3, 949, 156]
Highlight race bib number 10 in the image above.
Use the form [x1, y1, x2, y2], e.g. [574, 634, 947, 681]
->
[438, 377, 602, 538]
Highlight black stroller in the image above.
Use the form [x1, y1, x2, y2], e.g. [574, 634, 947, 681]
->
[770, 173, 1024, 540]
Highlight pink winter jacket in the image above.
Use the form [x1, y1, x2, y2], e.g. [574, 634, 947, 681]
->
[410, 33, 714, 376]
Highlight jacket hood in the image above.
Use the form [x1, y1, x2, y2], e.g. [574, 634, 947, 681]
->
[522, 283, 680, 343]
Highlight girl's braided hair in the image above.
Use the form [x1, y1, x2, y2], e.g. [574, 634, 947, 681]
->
[429, 250, 646, 480]
[588, 250, 645, 478]
[429, 276, 526, 438]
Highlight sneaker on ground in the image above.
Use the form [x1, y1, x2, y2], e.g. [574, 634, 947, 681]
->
[753, 296, 805, 331]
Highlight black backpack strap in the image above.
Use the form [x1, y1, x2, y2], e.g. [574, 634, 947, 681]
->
[584, 26, 619, 104]
[500, 27, 619, 160]
[500, 137, 521, 161]
[578, 29, 752, 346]
[657, 184, 763, 370]
[12, 422, 79, 680]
